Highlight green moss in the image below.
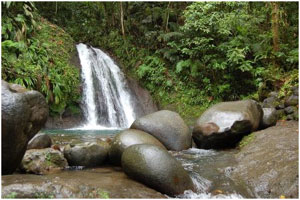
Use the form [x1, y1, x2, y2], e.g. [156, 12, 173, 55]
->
[4, 192, 17, 198]
[88, 189, 110, 199]
[238, 133, 256, 148]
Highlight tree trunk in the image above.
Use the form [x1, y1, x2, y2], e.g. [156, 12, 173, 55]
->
[271, 2, 280, 52]
[120, 2, 125, 37]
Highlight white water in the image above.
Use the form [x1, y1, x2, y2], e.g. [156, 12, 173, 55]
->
[76, 43, 136, 129]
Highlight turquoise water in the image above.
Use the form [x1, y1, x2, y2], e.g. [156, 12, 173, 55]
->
[40, 128, 122, 145]
[41, 128, 122, 136]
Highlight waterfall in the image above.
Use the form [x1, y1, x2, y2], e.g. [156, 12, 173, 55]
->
[76, 43, 136, 129]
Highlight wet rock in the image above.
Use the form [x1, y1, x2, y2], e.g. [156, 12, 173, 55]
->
[261, 108, 277, 128]
[192, 100, 263, 149]
[285, 95, 298, 107]
[127, 77, 158, 118]
[27, 133, 52, 150]
[284, 106, 297, 114]
[122, 144, 195, 196]
[108, 129, 166, 165]
[2, 167, 165, 198]
[231, 121, 298, 198]
[64, 142, 109, 167]
[20, 148, 68, 174]
[262, 96, 279, 108]
[2, 81, 48, 175]
[130, 110, 191, 151]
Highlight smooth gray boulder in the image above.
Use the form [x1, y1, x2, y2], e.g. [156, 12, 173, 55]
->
[130, 110, 191, 151]
[261, 108, 278, 128]
[122, 144, 195, 196]
[64, 142, 109, 167]
[2, 80, 48, 174]
[231, 121, 298, 198]
[109, 129, 166, 165]
[20, 148, 68, 175]
[27, 133, 52, 150]
[192, 100, 263, 149]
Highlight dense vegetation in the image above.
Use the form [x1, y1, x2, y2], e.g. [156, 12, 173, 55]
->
[2, 2, 298, 121]
[2, 2, 80, 116]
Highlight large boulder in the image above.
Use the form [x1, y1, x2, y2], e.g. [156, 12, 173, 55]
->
[109, 129, 166, 165]
[231, 121, 298, 198]
[121, 144, 195, 196]
[20, 148, 68, 175]
[64, 142, 109, 167]
[261, 108, 278, 129]
[192, 100, 263, 149]
[2, 81, 48, 174]
[27, 133, 52, 150]
[130, 110, 191, 151]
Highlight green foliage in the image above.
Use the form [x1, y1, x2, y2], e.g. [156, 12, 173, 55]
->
[88, 189, 110, 199]
[24, 2, 298, 123]
[239, 133, 256, 148]
[4, 192, 17, 199]
[278, 69, 299, 99]
[2, 2, 80, 115]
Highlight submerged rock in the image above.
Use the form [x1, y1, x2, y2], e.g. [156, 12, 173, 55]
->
[192, 100, 263, 149]
[64, 142, 109, 167]
[109, 129, 166, 165]
[231, 121, 298, 198]
[261, 108, 278, 128]
[122, 144, 195, 196]
[27, 133, 52, 150]
[20, 148, 68, 175]
[2, 80, 48, 175]
[2, 167, 165, 198]
[130, 110, 191, 151]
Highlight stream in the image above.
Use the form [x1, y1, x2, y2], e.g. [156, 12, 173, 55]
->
[40, 129, 251, 198]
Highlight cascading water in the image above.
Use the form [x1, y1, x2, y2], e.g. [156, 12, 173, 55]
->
[76, 43, 136, 129]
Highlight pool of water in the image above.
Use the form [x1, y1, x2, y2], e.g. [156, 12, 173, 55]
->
[40, 128, 122, 145]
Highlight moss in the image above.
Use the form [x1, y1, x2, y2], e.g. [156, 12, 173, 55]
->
[238, 133, 256, 148]
[4, 192, 17, 198]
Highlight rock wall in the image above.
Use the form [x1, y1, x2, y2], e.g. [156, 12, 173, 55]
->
[2, 81, 48, 174]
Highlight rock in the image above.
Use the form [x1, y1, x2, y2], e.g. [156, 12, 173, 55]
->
[276, 109, 285, 119]
[2, 81, 48, 175]
[262, 96, 279, 108]
[64, 142, 109, 167]
[284, 106, 297, 114]
[108, 129, 166, 165]
[268, 91, 279, 98]
[192, 100, 263, 149]
[286, 114, 295, 121]
[27, 133, 52, 150]
[130, 110, 191, 151]
[261, 108, 278, 128]
[127, 77, 158, 118]
[20, 148, 68, 174]
[275, 103, 285, 110]
[231, 121, 298, 198]
[292, 86, 298, 96]
[2, 167, 165, 198]
[285, 95, 298, 107]
[45, 115, 83, 129]
[121, 144, 194, 196]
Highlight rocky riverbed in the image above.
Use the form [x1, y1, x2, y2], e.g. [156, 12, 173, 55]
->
[2, 121, 298, 198]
